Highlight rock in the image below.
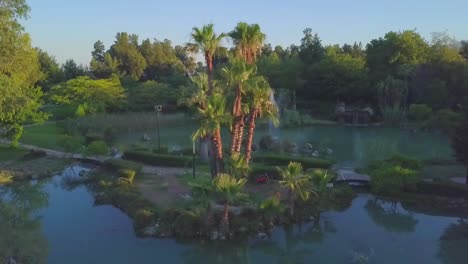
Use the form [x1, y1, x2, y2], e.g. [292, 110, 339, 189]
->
[257, 232, 268, 240]
[7, 258, 17, 264]
[210, 231, 219, 240]
[326, 148, 333, 155]
[143, 225, 158, 236]
[312, 151, 320, 157]
[326, 183, 334, 188]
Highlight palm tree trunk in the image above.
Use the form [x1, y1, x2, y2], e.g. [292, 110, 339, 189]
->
[211, 128, 223, 175]
[288, 189, 294, 218]
[235, 115, 245, 153]
[223, 202, 230, 235]
[206, 54, 214, 95]
[231, 86, 243, 154]
[245, 109, 258, 164]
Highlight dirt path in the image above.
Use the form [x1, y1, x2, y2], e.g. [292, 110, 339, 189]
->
[136, 166, 191, 208]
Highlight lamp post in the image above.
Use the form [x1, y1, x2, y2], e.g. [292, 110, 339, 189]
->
[154, 105, 163, 152]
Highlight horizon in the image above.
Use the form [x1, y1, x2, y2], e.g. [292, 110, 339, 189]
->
[25, 0, 468, 65]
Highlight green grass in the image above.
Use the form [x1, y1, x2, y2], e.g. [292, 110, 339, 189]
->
[22, 122, 65, 150]
[0, 145, 28, 162]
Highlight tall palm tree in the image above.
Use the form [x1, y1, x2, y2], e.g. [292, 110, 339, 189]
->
[190, 24, 226, 94]
[220, 58, 257, 154]
[229, 22, 266, 64]
[192, 89, 231, 176]
[244, 77, 279, 164]
[213, 174, 247, 235]
[278, 162, 312, 217]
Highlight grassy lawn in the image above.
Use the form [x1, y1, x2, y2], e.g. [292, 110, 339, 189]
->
[22, 122, 65, 150]
[0, 145, 28, 162]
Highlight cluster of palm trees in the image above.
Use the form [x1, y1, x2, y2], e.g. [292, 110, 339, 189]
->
[189, 22, 279, 177]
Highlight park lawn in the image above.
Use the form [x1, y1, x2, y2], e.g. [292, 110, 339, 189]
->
[0, 145, 28, 162]
[22, 122, 65, 150]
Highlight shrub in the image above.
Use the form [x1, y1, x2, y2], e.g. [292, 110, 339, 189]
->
[134, 209, 156, 228]
[58, 134, 83, 154]
[281, 110, 301, 127]
[75, 104, 87, 117]
[409, 104, 432, 122]
[252, 153, 334, 169]
[259, 135, 275, 151]
[117, 169, 136, 184]
[103, 159, 142, 176]
[123, 150, 192, 167]
[86, 140, 108, 158]
[366, 155, 422, 195]
[46, 105, 76, 120]
[103, 127, 117, 146]
[430, 108, 461, 132]
[249, 165, 282, 181]
[0, 171, 13, 185]
[152, 146, 169, 154]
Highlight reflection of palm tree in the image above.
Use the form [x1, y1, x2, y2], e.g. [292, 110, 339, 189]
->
[364, 198, 418, 233]
[438, 218, 468, 264]
[0, 182, 49, 263]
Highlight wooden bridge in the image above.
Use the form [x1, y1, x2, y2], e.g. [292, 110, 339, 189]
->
[334, 168, 370, 185]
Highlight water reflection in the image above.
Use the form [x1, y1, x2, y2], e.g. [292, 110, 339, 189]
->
[0, 182, 49, 263]
[364, 198, 418, 233]
[438, 219, 468, 264]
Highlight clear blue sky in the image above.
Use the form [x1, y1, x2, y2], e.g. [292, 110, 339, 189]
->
[24, 0, 467, 65]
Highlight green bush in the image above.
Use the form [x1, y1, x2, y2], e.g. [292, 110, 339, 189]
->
[366, 155, 422, 195]
[22, 149, 47, 160]
[409, 104, 432, 122]
[152, 146, 169, 154]
[117, 169, 136, 184]
[281, 110, 301, 127]
[249, 165, 282, 181]
[252, 153, 334, 169]
[259, 135, 275, 151]
[134, 209, 156, 228]
[86, 140, 108, 157]
[45, 105, 76, 120]
[430, 108, 461, 132]
[103, 159, 142, 176]
[58, 134, 83, 154]
[103, 127, 117, 145]
[123, 150, 192, 167]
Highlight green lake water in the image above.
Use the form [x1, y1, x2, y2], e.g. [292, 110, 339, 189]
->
[1, 164, 466, 264]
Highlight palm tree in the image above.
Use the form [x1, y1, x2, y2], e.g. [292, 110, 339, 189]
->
[190, 24, 226, 94]
[258, 192, 284, 227]
[213, 174, 247, 235]
[227, 153, 250, 179]
[278, 162, 311, 217]
[220, 58, 257, 154]
[193, 90, 231, 176]
[229, 22, 266, 64]
[244, 77, 279, 164]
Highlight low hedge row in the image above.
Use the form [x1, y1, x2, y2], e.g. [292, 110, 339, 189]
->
[123, 150, 192, 167]
[413, 181, 468, 198]
[252, 153, 334, 169]
[249, 165, 283, 181]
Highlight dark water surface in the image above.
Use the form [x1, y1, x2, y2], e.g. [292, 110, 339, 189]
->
[1, 165, 467, 264]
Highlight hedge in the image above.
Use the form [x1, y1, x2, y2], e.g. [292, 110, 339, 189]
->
[413, 181, 468, 199]
[252, 153, 334, 169]
[249, 165, 283, 181]
[123, 150, 192, 167]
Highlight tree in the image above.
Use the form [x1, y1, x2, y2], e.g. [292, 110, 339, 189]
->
[49, 75, 126, 114]
[213, 174, 246, 235]
[91, 40, 105, 63]
[278, 162, 311, 217]
[35, 48, 64, 91]
[460, 40, 468, 60]
[62, 59, 86, 80]
[193, 89, 231, 177]
[220, 59, 257, 154]
[451, 100, 468, 184]
[244, 77, 279, 164]
[109, 32, 146, 80]
[229, 22, 266, 64]
[299, 28, 324, 64]
[190, 24, 226, 92]
[0, 0, 46, 147]
[90, 53, 119, 79]
[228, 22, 266, 155]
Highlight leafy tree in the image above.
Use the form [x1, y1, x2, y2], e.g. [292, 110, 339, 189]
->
[90, 53, 119, 79]
[91, 40, 105, 62]
[213, 174, 246, 235]
[430, 31, 464, 64]
[460, 40, 468, 60]
[49, 75, 126, 114]
[278, 162, 311, 217]
[62, 59, 86, 80]
[139, 38, 185, 81]
[451, 100, 468, 184]
[109, 32, 146, 80]
[35, 48, 64, 91]
[0, 0, 46, 146]
[299, 28, 324, 64]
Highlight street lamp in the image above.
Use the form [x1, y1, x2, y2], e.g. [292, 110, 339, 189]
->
[154, 105, 163, 152]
